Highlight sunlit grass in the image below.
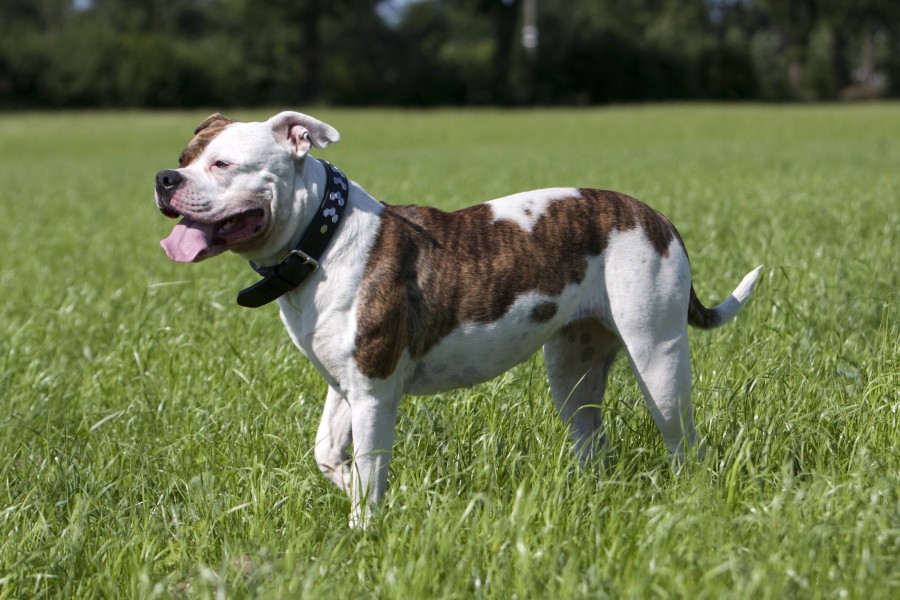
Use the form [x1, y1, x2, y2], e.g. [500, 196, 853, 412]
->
[1, 105, 898, 598]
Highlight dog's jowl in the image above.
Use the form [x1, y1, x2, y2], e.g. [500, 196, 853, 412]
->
[155, 111, 761, 526]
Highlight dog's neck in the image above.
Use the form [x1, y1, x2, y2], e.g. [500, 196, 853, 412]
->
[240, 156, 330, 268]
[238, 156, 383, 276]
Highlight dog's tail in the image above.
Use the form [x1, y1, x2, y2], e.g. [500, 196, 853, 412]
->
[688, 265, 763, 330]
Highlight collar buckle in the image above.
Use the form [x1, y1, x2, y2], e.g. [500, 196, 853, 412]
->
[285, 248, 319, 271]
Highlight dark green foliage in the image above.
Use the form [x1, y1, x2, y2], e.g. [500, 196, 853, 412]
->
[0, 0, 898, 107]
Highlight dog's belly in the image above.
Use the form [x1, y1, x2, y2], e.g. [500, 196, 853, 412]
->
[401, 280, 607, 394]
[401, 255, 612, 395]
[404, 322, 550, 395]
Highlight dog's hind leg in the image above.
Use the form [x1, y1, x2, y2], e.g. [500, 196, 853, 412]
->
[604, 234, 698, 461]
[607, 264, 697, 459]
[544, 320, 622, 464]
[314, 386, 353, 494]
[617, 320, 696, 460]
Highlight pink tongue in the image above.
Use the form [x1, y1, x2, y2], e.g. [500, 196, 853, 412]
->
[160, 218, 215, 263]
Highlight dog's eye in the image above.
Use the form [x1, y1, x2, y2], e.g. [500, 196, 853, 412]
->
[212, 160, 230, 170]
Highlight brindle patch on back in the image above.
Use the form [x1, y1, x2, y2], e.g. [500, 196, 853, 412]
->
[178, 113, 236, 167]
[354, 189, 680, 379]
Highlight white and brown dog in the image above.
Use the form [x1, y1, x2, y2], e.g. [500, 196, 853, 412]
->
[155, 111, 761, 525]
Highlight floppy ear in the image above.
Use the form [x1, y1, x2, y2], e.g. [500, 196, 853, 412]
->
[267, 110, 340, 158]
[194, 112, 235, 134]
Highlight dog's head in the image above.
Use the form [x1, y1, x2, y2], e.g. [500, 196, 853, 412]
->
[155, 111, 340, 263]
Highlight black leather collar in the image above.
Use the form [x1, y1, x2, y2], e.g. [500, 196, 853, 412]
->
[236, 159, 348, 308]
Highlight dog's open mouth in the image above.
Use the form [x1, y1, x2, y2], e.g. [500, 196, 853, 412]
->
[160, 208, 266, 263]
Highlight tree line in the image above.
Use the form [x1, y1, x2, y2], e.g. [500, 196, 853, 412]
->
[1, 0, 898, 109]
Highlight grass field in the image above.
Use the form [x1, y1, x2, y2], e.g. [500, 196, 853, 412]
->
[0, 105, 898, 598]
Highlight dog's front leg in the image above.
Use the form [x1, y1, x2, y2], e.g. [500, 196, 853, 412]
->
[346, 383, 402, 528]
[314, 386, 353, 493]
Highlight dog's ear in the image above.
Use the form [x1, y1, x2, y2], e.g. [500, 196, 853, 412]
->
[194, 112, 235, 135]
[267, 111, 340, 158]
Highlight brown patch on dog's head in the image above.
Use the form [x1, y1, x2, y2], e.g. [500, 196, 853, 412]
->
[354, 190, 680, 379]
[178, 113, 236, 167]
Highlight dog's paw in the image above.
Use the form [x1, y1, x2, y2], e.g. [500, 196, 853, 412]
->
[348, 509, 371, 530]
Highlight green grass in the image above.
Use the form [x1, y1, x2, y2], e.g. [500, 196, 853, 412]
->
[1, 105, 898, 599]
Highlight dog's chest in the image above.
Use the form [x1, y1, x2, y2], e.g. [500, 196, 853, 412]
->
[276, 214, 381, 391]
[278, 295, 351, 391]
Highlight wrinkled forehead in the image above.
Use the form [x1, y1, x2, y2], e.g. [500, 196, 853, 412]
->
[178, 115, 278, 167]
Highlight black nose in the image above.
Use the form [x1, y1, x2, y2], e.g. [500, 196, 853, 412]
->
[155, 169, 184, 190]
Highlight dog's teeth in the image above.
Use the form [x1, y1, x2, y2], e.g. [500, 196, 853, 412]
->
[220, 218, 238, 233]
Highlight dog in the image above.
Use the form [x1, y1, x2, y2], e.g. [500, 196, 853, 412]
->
[155, 111, 761, 526]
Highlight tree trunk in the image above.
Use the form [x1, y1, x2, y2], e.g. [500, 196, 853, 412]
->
[302, 0, 322, 103]
[492, 0, 521, 104]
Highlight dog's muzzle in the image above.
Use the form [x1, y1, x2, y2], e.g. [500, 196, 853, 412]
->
[155, 169, 184, 217]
